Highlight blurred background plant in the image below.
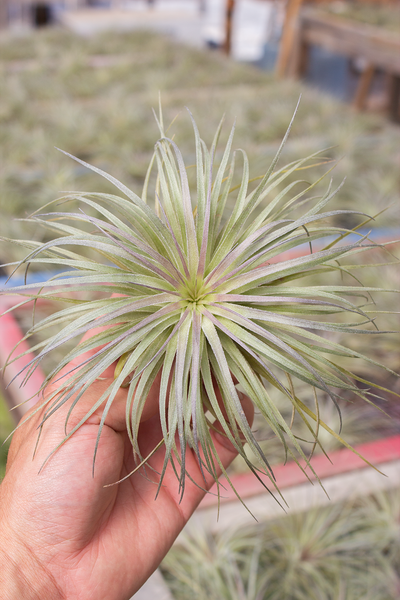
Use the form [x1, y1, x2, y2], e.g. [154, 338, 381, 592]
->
[1, 27, 399, 260]
[162, 488, 400, 600]
[0, 393, 13, 480]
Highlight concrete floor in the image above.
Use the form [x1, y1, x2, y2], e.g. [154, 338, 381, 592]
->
[132, 568, 174, 600]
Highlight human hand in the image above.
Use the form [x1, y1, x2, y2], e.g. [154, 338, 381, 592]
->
[0, 331, 253, 600]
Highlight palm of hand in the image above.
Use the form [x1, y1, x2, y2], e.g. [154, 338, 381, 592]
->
[1, 358, 248, 600]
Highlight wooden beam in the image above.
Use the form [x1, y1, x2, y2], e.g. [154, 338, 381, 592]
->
[299, 9, 400, 74]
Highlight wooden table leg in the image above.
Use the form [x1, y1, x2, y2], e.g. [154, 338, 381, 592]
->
[353, 64, 375, 111]
[276, 0, 305, 78]
[289, 36, 309, 78]
[388, 74, 400, 123]
[0, 0, 8, 29]
[223, 0, 235, 56]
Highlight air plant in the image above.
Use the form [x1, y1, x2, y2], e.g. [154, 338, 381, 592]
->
[162, 525, 265, 600]
[1, 105, 397, 504]
[163, 499, 396, 600]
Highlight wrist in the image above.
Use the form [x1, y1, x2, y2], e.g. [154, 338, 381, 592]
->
[0, 525, 64, 600]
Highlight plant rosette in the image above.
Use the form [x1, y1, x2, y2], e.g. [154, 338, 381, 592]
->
[1, 106, 398, 506]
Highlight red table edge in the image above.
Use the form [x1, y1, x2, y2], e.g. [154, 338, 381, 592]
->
[200, 434, 400, 507]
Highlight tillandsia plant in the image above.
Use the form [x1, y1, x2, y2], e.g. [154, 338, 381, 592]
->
[1, 105, 398, 505]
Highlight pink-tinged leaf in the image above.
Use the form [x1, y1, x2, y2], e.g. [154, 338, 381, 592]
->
[156, 193, 191, 279]
[175, 314, 192, 497]
[197, 147, 214, 279]
[189, 310, 204, 478]
[161, 137, 199, 271]
[209, 303, 343, 429]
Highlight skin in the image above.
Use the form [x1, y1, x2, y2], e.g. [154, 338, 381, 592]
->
[0, 330, 253, 600]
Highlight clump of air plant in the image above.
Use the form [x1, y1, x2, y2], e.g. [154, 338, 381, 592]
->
[163, 498, 397, 600]
[1, 105, 398, 503]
